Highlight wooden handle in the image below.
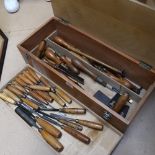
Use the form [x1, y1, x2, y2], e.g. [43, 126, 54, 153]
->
[72, 59, 97, 80]
[49, 92, 66, 107]
[36, 117, 62, 138]
[56, 88, 72, 104]
[36, 90, 53, 103]
[21, 98, 39, 110]
[29, 85, 51, 91]
[18, 74, 34, 85]
[59, 119, 83, 131]
[0, 93, 16, 104]
[11, 81, 26, 93]
[45, 48, 61, 64]
[40, 76, 51, 87]
[23, 71, 38, 84]
[15, 77, 27, 87]
[113, 93, 129, 113]
[27, 68, 40, 82]
[76, 119, 104, 130]
[39, 129, 64, 152]
[60, 55, 80, 74]
[7, 85, 24, 97]
[35, 41, 46, 58]
[29, 90, 47, 104]
[3, 89, 20, 102]
[62, 126, 90, 144]
[59, 108, 86, 114]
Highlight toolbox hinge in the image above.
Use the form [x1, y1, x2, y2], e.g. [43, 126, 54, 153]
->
[58, 17, 70, 25]
[139, 60, 152, 71]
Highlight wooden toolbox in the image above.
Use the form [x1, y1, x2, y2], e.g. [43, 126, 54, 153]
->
[1, 0, 152, 154]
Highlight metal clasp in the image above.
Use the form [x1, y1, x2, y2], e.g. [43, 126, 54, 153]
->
[103, 112, 112, 121]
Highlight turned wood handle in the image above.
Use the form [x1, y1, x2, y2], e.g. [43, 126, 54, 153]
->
[11, 81, 26, 93]
[36, 91, 53, 103]
[15, 77, 27, 87]
[39, 129, 64, 152]
[23, 71, 37, 84]
[49, 92, 66, 107]
[40, 76, 51, 87]
[35, 41, 46, 58]
[18, 74, 33, 85]
[60, 55, 80, 74]
[53, 36, 70, 49]
[27, 68, 40, 82]
[59, 108, 86, 114]
[62, 126, 90, 144]
[21, 98, 39, 110]
[59, 119, 83, 131]
[29, 90, 47, 104]
[72, 59, 97, 80]
[3, 88, 20, 102]
[36, 117, 62, 138]
[76, 119, 104, 130]
[0, 93, 16, 104]
[56, 88, 72, 104]
[45, 48, 61, 64]
[29, 85, 51, 91]
[7, 85, 24, 97]
[113, 93, 129, 113]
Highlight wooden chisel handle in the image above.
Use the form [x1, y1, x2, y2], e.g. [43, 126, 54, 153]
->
[35, 41, 46, 58]
[62, 126, 91, 144]
[0, 93, 16, 104]
[35, 90, 53, 103]
[49, 92, 66, 107]
[15, 77, 27, 87]
[36, 117, 62, 138]
[59, 108, 86, 114]
[27, 68, 40, 82]
[56, 88, 72, 104]
[21, 98, 39, 110]
[18, 74, 33, 85]
[39, 129, 64, 152]
[75, 119, 104, 130]
[3, 88, 20, 102]
[7, 85, 24, 98]
[113, 93, 129, 113]
[29, 90, 47, 104]
[39, 76, 51, 87]
[59, 119, 83, 131]
[29, 85, 51, 91]
[11, 81, 26, 93]
[23, 71, 37, 84]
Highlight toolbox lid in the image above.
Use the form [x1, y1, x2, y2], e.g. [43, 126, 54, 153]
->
[52, 0, 155, 69]
[0, 29, 8, 81]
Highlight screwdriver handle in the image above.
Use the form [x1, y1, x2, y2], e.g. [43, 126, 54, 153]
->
[59, 119, 83, 131]
[113, 93, 129, 113]
[0, 93, 16, 104]
[29, 85, 51, 91]
[36, 117, 62, 138]
[56, 88, 72, 104]
[59, 108, 86, 114]
[62, 126, 91, 144]
[76, 119, 104, 130]
[3, 88, 21, 102]
[49, 92, 66, 107]
[21, 98, 39, 110]
[7, 85, 24, 98]
[39, 129, 64, 152]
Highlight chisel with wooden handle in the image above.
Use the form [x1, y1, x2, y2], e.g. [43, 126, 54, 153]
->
[15, 107, 64, 152]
